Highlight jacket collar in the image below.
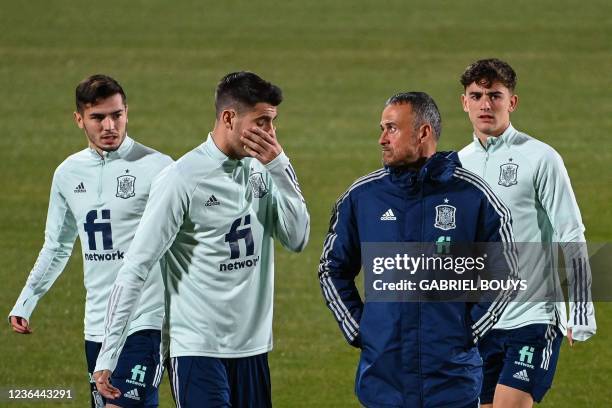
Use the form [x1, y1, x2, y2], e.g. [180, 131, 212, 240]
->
[472, 123, 517, 152]
[202, 132, 244, 171]
[386, 151, 459, 188]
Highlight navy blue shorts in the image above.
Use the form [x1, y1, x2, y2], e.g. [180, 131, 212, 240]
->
[85, 329, 163, 408]
[479, 324, 563, 403]
[168, 353, 271, 408]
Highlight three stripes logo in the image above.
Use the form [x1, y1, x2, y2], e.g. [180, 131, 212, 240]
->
[124, 388, 140, 401]
[380, 209, 396, 221]
[512, 369, 530, 382]
[205, 195, 221, 207]
[74, 182, 86, 193]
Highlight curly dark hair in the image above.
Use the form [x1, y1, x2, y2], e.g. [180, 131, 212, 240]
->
[460, 58, 517, 91]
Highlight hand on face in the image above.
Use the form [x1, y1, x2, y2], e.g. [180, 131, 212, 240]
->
[240, 126, 282, 165]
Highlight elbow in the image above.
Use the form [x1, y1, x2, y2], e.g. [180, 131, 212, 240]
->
[289, 228, 310, 253]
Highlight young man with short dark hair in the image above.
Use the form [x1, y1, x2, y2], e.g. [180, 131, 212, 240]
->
[9, 74, 172, 408]
[458, 58, 596, 407]
[94, 71, 310, 407]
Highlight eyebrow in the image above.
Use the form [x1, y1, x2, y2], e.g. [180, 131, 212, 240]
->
[256, 113, 277, 121]
[89, 109, 124, 117]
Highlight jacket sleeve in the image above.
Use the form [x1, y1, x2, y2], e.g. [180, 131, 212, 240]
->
[470, 181, 518, 344]
[265, 152, 310, 252]
[95, 164, 189, 373]
[318, 190, 363, 347]
[536, 149, 595, 341]
[9, 170, 78, 321]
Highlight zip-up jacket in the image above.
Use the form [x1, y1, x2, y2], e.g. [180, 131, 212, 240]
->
[319, 152, 516, 407]
[10, 136, 172, 342]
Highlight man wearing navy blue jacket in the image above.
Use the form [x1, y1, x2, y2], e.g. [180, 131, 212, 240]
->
[319, 92, 517, 407]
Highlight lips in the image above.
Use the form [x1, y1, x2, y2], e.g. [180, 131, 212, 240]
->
[478, 115, 494, 120]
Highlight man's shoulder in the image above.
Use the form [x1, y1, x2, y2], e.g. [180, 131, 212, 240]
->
[156, 144, 218, 189]
[55, 148, 92, 174]
[340, 168, 388, 200]
[509, 129, 564, 165]
[450, 166, 502, 205]
[126, 140, 173, 167]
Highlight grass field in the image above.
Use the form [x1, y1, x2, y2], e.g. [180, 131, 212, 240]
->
[1, 0, 611, 406]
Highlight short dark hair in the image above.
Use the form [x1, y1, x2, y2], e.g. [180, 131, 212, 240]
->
[215, 71, 283, 118]
[460, 58, 517, 91]
[385, 92, 442, 140]
[75, 74, 126, 113]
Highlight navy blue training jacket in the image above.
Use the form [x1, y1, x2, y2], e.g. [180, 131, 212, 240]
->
[319, 152, 516, 408]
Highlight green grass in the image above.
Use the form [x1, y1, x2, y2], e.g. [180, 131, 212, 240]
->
[1, 0, 611, 406]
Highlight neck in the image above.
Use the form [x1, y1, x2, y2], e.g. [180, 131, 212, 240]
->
[474, 123, 510, 146]
[210, 125, 235, 158]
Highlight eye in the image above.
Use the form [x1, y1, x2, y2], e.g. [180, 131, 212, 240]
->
[112, 113, 123, 119]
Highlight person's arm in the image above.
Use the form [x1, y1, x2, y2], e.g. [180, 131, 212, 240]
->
[9, 170, 78, 333]
[93, 164, 189, 381]
[241, 126, 310, 252]
[265, 153, 310, 252]
[318, 190, 363, 347]
[536, 149, 595, 342]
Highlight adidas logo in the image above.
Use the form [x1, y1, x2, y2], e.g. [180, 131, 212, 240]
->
[205, 195, 220, 207]
[124, 388, 140, 401]
[380, 209, 396, 221]
[74, 182, 86, 193]
[513, 369, 530, 382]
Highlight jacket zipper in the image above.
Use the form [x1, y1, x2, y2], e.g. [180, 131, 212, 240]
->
[98, 157, 105, 201]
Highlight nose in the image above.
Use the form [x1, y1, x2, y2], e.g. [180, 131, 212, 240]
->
[102, 116, 115, 131]
[379, 130, 388, 146]
[480, 97, 491, 111]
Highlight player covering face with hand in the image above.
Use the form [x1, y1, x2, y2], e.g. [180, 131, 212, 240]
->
[94, 71, 310, 408]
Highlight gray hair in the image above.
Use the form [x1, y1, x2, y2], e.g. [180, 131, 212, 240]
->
[385, 92, 442, 140]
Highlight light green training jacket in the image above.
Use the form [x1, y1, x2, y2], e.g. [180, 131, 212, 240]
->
[95, 134, 310, 372]
[10, 136, 172, 342]
[459, 124, 595, 340]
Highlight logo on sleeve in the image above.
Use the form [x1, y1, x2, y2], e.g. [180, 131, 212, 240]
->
[499, 159, 518, 187]
[434, 198, 456, 230]
[116, 170, 136, 199]
[249, 172, 268, 198]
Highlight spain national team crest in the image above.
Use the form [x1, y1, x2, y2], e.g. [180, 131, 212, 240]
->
[434, 202, 456, 230]
[249, 172, 268, 198]
[116, 174, 136, 199]
[499, 163, 518, 187]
